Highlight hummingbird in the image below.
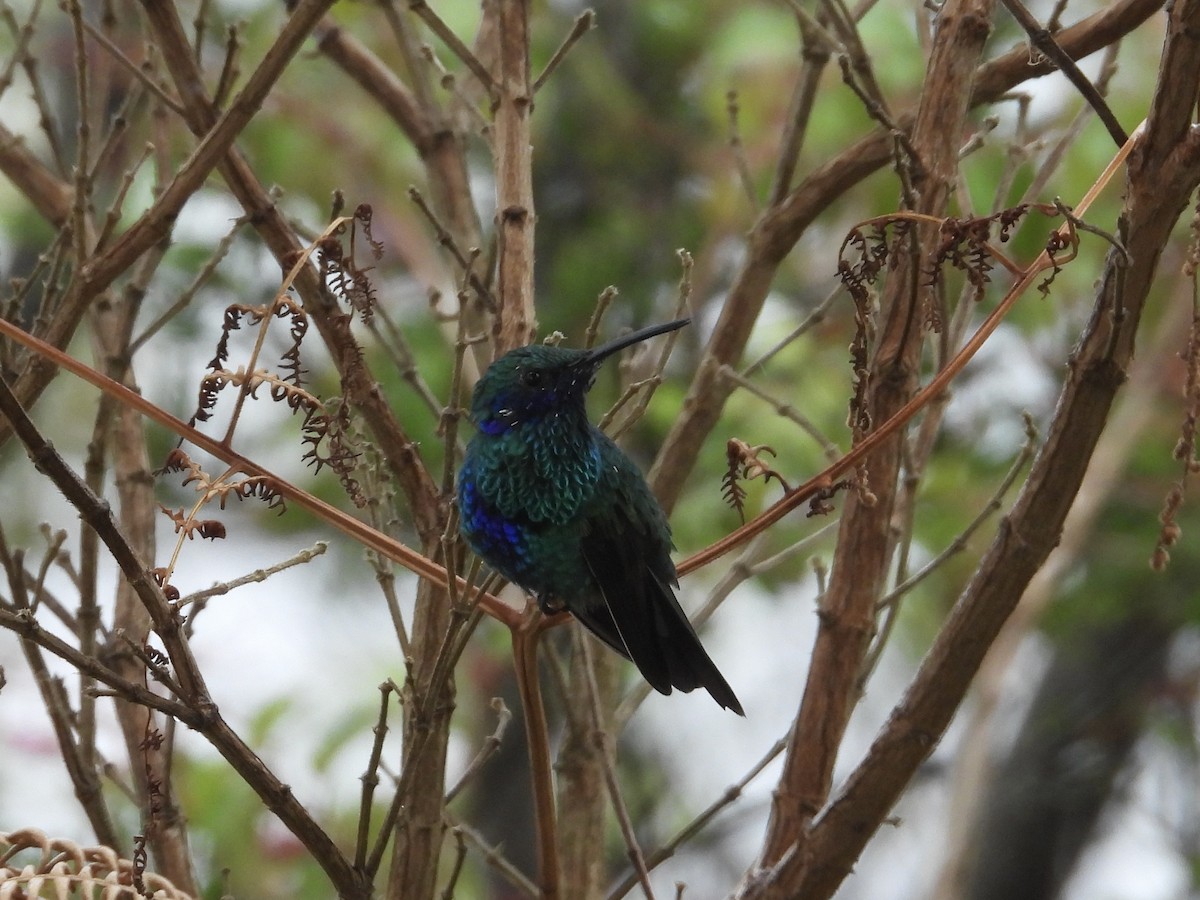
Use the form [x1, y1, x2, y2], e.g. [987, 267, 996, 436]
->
[457, 319, 743, 715]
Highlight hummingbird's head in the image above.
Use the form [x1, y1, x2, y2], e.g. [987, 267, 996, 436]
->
[469, 318, 690, 436]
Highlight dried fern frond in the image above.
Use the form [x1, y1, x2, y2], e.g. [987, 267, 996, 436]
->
[0, 829, 194, 899]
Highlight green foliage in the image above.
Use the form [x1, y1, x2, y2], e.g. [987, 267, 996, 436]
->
[181, 753, 333, 900]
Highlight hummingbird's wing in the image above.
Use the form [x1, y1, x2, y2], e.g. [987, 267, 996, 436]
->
[577, 503, 744, 715]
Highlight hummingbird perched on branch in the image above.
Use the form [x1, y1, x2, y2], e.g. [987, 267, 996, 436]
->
[457, 319, 743, 715]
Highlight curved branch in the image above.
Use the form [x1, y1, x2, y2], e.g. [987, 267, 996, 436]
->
[0, 314, 518, 628]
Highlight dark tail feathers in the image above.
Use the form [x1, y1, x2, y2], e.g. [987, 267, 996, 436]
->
[569, 575, 744, 716]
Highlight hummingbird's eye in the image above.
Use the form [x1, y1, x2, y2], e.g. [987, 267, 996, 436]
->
[521, 369, 545, 388]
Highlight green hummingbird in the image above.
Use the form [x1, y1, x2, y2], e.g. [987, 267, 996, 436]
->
[457, 319, 743, 714]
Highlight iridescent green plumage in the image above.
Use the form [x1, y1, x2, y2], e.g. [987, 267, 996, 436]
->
[457, 320, 743, 714]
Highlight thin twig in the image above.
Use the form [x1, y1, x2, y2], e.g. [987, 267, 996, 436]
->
[364, 715, 431, 876]
[366, 306, 445, 420]
[836, 55, 921, 172]
[439, 828, 469, 900]
[769, 3, 834, 204]
[66, 0, 92, 268]
[999, 0, 1128, 146]
[513, 614, 560, 900]
[584, 286, 619, 349]
[603, 251, 693, 438]
[0, 0, 44, 102]
[608, 737, 789, 899]
[408, 186, 497, 311]
[579, 633, 655, 898]
[177, 542, 328, 610]
[368, 544, 414, 662]
[22, 50, 70, 179]
[418, 42, 494, 138]
[0, 313, 517, 626]
[379, 0, 437, 110]
[675, 131, 1138, 579]
[355, 680, 400, 871]
[191, 0, 210, 56]
[448, 816, 541, 898]
[129, 213, 252, 354]
[719, 365, 842, 461]
[741, 285, 841, 377]
[1017, 45, 1121, 204]
[80, 16, 185, 115]
[444, 697, 512, 802]
[213, 24, 241, 110]
[859, 414, 1038, 685]
[727, 90, 760, 212]
[533, 10, 595, 93]
[409, 0, 497, 96]
[441, 268, 480, 494]
[93, 142, 153, 253]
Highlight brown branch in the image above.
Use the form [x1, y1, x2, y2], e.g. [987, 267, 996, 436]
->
[0, 543, 120, 851]
[492, 0, 537, 352]
[760, 0, 1000, 875]
[768, 0, 1200, 895]
[0, 0, 341, 466]
[998, 0, 1128, 146]
[80, 0, 339, 291]
[513, 614, 560, 900]
[409, 0, 497, 97]
[134, 0, 444, 542]
[0, 121, 74, 225]
[0, 371, 373, 898]
[648, 0, 1164, 513]
[533, 9, 595, 93]
[0, 313, 517, 628]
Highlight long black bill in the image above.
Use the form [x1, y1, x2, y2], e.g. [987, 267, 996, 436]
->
[583, 318, 690, 366]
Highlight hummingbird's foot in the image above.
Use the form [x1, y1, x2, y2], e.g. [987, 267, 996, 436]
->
[536, 592, 565, 615]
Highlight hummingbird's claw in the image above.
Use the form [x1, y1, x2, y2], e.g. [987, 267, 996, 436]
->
[536, 592, 565, 615]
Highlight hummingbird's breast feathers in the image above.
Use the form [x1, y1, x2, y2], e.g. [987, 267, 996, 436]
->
[458, 416, 603, 595]
[467, 416, 602, 524]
